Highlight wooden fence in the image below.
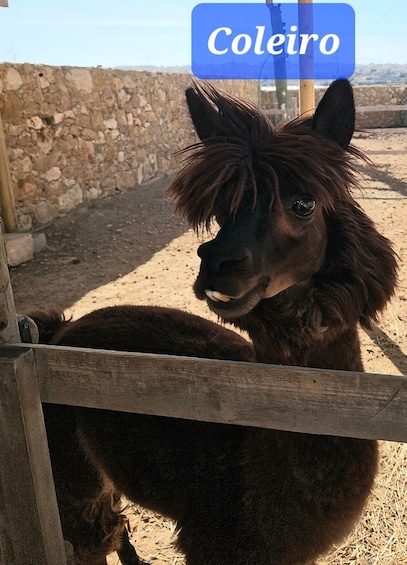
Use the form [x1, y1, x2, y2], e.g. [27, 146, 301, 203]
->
[263, 104, 407, 124]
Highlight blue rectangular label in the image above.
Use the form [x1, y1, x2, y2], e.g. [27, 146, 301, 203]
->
[191, 3, 355, 80]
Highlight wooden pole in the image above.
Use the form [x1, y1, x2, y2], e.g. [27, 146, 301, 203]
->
[0, 112, 17, 233]
[298, 0, 315, 115]
[0, 224, 19, 344]
[0, 346, 68, 565]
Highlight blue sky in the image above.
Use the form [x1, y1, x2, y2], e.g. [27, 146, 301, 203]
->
[0, 0, 406, 68]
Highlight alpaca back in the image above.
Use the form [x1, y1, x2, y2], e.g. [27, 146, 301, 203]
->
[31, 304, 254, 564]
[30, 304, 255, 362]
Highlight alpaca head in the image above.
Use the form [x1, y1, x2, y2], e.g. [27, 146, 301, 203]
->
[168, 80, 397, 326]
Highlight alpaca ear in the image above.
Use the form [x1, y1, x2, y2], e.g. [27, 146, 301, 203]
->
[186, 86, 219, 140]
[312, 79, 355, 149]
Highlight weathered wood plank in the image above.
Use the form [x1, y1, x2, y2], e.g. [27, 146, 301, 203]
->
[0, 226, 19, 344]
[30, 343, 407, 442]
[0, 113, 17, 232]
[263, 105, 407, 116]
[357, 104, 407, 112]
[298, 0, 315, 115]
[0, 346, 67, 565]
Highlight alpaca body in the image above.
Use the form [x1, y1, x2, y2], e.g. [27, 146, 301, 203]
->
[40, 307, 376, 565]
[38, 305, 255, 565]
[31, 79, 397, 565]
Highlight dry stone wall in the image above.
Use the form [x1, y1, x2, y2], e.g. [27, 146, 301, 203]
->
[0, 63, 257, 231]
[1, 63, 406, 232]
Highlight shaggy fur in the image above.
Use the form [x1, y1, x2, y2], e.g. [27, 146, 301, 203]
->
[31, 80, 398, 565]
[32, 306, 255, 565]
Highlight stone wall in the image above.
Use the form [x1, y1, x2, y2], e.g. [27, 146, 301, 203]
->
[1, 63, 406, 232]
[261, 84, 407, 128]
[0, 63, 258, 231]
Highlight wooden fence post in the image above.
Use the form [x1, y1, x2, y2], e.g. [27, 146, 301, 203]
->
[0, 214, 66, 563]
[0, 345, 67, 565]
[0, 224, 19, 344]
[0, 111, 17, 233]
[298, 0, 315, 115]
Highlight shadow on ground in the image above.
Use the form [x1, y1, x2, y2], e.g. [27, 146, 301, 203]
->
[10, 176, 189, 313]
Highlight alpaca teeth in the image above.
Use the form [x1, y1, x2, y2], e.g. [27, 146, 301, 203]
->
[205, 289, 232, 302]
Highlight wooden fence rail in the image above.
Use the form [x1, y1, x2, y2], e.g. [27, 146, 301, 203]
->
[263, 104, 407, 120]
[1, 341, 407, 564]
[32, 342, 407, 442]
[0, 347, 67, 565]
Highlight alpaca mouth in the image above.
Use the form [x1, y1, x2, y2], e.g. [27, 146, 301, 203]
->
[202, 281, 269, 319]
[204, 289, 235, 303]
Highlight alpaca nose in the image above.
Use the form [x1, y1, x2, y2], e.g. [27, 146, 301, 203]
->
[197, 240, 252, 275]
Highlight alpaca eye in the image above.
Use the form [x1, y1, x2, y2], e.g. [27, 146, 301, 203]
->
[292, 196, 316, 218]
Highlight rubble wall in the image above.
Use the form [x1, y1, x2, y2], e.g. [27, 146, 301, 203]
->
[0, 63, 258, 230]
[1, 63, 405, 231]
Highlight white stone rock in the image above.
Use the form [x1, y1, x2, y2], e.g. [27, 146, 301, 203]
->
[137, 164, 144, 185]
[27, 116, 44, 130]
[5, 68, 23, 91]
[103, 118, 118, 129]
[67, 68, 93, 93]
[4, 233, 34, 266]
[54, 112, 65, 124]
[117, 89, 130, 107]
[85, 186, 102, 200]
[45, 167, 62, 182]
[17, 214, 32, 232]
[64, 178, 76, 187]
[58, 186, 83, 212]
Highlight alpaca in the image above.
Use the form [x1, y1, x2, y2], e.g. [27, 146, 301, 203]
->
[32, 305, 254, 565]
[31, 79, 397, 565]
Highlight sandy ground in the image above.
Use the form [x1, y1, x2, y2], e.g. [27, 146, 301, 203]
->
[9, 128, 407, 564]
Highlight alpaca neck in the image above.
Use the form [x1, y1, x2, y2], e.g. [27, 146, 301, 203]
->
[233, 284, 364, 371]
[249, 321, 363, 371]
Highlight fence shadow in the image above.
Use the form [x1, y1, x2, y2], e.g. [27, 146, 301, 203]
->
[358, 163, 407, 198]
[364, 325, 407, 376]
[10, 176, 190, 313]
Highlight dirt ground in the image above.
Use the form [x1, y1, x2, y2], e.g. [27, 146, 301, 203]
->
[9, 128, 407, 564]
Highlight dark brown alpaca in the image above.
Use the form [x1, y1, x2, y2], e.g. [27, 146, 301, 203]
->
[33, 306, 254, 565]
[31, 79, 397, 565]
